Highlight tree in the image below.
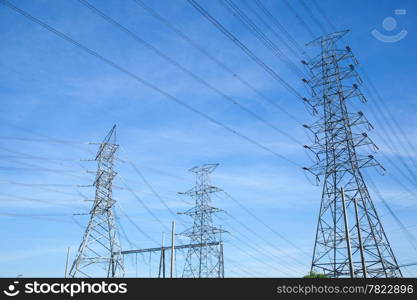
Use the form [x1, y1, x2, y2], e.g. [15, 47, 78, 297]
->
[303, 271, 327, 278]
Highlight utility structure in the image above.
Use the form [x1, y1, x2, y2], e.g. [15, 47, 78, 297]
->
[178, 163, 225, 278]
[121, 241, 222, 278]
[69, 125, 124, 277]
[302, 30, 402, 278]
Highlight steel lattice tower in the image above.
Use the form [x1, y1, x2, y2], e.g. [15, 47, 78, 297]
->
[179, 164, 225, 278]
[302, 31, 402, 278]
[69, 125, 124, 277]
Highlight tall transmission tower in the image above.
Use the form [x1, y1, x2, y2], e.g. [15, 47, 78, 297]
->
[69, 125, 124, 278]
[179, 164, 225, 278]
[302, 30, 402, 278]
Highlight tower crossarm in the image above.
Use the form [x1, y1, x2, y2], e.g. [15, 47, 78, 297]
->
[69, 125, 124, 278]
[178, 163, 225, 278]
[301, 31, 402, 278]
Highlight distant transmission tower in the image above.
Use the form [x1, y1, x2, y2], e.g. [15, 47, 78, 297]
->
[179, 164, 225, 278]
[302, 31, 402, 278]
[69, 125, 124, 277]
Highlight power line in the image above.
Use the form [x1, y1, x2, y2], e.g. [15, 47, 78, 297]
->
[213, 194, 307, 269]
[118, 151, 308, 274]
[241, 0, 304, 63]
[0, 0, 302, 168]
[353, 98, 417, 188]
[117, 173, 190, 248]
[0, 180, 87, 197]
[220, 191, 310, 258]
[273, 0, 417, 210]
[118, 173, 170, 232]
[365, 171, 417, 253]
[282, 0, 316, 39]
[219, 211, 306, 268]
[116, 203, 159, 245]
[0, 146, 77, 162]
[187, 0, 304, 100]
[0, 135, 88, 145]
[0, 192, 83, 208]
[216, 213, 305, 275]
[226, 239, 291, 276]
[0, 158, 87, 178]
[77, 0, 302, 146]
[298, 0, 327, 35]
[304, 30, 401, 278]
[293, 0, 417, 190]
[0, 212, 72, 217]
[2, 1, 324, 276]
[0, 213, 77, 226]
[226, 257, 260, 277]
[118, 149, 192, 245]
[362, 72, 417, 178]
[131, 0, 303, 125]
[391, 222, 417, 234]
[252, 0, 309, 59]
[379, 194, 417, 219]
[293, 0, 417, 179]
[118, 147, 183, 220]
[310, 0, 338, 32]
[0, 120, 88, 145]
[118, 152, 308, 275]
[219, 0, 306, 78]
[347, 84, 417, 188]
[115, 208, 138, 249]
[226, 0, 416, 216]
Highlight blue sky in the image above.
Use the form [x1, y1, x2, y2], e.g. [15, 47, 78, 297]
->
[0, 0, 417, 277]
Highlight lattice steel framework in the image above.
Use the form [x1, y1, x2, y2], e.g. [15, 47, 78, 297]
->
[69, 125, 124, 277]
[179, 164, 225, 278]
[302, 31, 402, 278]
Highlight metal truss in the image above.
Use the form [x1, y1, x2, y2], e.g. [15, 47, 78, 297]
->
[302, 31, 402, 278]
[179, 164, 225, 278]
[69, 125, 124, 278]
[121, 241, 221, 278]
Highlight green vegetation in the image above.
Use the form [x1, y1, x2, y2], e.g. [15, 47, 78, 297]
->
[303, 271, 327, 278]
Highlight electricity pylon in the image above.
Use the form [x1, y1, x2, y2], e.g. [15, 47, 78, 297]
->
[301, 30, 402, 278]
[179, 164, 225, 278]
[69, 125, 124, 277]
